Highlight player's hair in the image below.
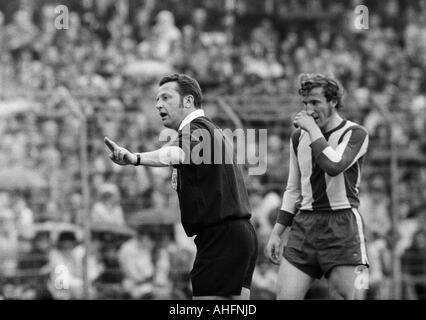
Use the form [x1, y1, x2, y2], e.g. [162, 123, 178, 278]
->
[298, 73, 344, 109]
[159, 73, 203, 108]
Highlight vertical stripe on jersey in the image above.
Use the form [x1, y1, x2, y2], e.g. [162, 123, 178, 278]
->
[344, 156, 365, 208]
[325, 173, 351, 209]
[310, 148, 331, 210]
[299, 132, 314, 210]
[340, 131, 369, 171]
[355, 156, 364, 194]
[310, 121, 349, 210]
[294, 120, 369, 212]
[344, 161, 360, 207]
[352, 208, 368, 265]
[292, 129, 302, 154]
[281, 133, 303, 214]
[339, 125, 368, 209]
[324, 123, 352, 210]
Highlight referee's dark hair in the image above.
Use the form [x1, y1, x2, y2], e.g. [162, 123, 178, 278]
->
[298, 73, 344, 110]
[159, 73, 203, 108]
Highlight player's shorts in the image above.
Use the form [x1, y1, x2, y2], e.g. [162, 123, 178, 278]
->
[283, 208, 369, 279]
[190, 218, 258, 297]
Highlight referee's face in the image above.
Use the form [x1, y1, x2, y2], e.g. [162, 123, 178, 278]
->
[156, 82, 186, 130]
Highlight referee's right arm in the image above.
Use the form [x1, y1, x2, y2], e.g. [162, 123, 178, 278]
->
[104, 137, 185, 167]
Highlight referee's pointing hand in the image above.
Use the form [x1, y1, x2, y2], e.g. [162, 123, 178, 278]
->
[104, 137, 137, 166]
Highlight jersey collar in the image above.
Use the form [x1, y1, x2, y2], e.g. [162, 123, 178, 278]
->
[178, 109, 205, 131]
[324, 119, 347, 139]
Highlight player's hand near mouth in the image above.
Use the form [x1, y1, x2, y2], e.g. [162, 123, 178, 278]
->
[293, 111, 324, 143]
[293, 111, 318, 131]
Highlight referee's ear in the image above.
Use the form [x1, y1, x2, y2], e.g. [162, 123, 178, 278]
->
[183, 95, 194, 108]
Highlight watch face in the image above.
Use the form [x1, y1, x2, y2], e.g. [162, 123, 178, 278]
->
[171, 168, 178, 191]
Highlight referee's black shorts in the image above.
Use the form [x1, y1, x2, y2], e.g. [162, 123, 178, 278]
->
[190, 218, 258, 297]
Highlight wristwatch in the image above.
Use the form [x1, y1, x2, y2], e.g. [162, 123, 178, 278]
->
[134, 153, 141, 166]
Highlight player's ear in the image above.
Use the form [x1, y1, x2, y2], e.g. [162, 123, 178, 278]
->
[329, 99, 337, 109]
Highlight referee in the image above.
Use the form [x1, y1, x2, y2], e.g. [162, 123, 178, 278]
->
[105, 73, 258, 299]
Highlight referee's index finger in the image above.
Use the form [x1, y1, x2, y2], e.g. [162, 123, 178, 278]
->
[104, 137, 118, 151]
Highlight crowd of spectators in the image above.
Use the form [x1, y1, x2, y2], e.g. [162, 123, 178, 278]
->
[1, 0, 426, 299]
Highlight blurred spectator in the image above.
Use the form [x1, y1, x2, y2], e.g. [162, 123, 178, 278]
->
[250, 191, 281, 238]
[0, 193, 18, 278]
[359, 176, 392, 239]
[91, 183, 126, 226]
[250, 19, 278, 57]
[94, 240, 124, 299]
[17, 232, 52, 299]
[148, 10, 181, 63]
[98, 244, 122, 284]
[251, 258, 277, 300]
[47, 231, 102, 299]
[168, 245, 193, 299]
[4, 9, 38, 55]
[402, 229, 426, 300]
[118, 226, 167, 299]
[11, 195, 34, 240]
[365, 233, 392, 300]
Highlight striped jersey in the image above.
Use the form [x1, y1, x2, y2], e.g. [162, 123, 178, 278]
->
[280, 119, 369, 216]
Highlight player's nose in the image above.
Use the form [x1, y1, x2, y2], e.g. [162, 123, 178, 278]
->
[305, 104, 314, 113]
[307, 109, 315, 116]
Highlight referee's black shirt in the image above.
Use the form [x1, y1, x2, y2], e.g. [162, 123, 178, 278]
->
[171, 116, 251, 237]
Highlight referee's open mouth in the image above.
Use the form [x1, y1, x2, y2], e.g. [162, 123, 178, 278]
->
[159, 111, 168, 120]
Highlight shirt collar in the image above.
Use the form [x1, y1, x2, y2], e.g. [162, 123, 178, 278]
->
[178, 109, 205, 131]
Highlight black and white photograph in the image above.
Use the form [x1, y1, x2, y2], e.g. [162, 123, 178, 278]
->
[0, 0, 425, 306]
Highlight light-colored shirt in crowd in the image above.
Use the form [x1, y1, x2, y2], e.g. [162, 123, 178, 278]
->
[91, 202, 126, 226]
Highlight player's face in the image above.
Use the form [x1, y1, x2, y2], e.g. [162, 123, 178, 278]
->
[301, 87, 336, 130]
[155, 82, 185, 130]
